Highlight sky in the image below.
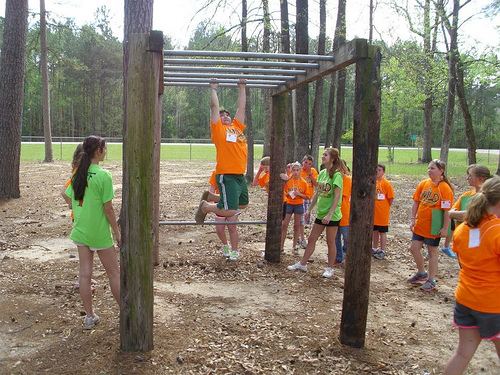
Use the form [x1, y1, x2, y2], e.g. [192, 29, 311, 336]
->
[0, 0, 498, 53]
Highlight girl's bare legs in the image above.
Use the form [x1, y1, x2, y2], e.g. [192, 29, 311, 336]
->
[77, 246, 95, 317]
[409, 240, 425, 273]
[380, 232, 387, 250]
[214, 215, 228, 245]
[427, 245, 438, 280]
[281, 213, 292, 250]
[325, 226, 339, 268]
[292, 213, 301, 248]
[299, 223, 325, 266]
[443, 328, 481, 375]
[372, 231, 380, 249]
[97, 246, 120, 305]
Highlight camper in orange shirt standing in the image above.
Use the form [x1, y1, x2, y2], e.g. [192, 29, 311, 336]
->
[444, 177, 500, 375]
[335, 160, 351, 263]
[372, 163, 395, 260]
[407, 159, 453, 292]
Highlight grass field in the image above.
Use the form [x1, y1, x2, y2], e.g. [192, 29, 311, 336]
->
[21, 142, 498, 178]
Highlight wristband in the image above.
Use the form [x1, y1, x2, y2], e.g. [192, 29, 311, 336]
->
[211, 87, 217, 91]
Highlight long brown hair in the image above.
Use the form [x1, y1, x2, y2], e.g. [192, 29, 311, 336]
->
[431, 159, 454, 194]
[71, 135, 106, 201]
[464, 177, 500, 227]
[324, 147, 342, 178]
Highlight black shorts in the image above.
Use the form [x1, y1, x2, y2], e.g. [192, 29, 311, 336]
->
[373, 225, 389, 233]
[453, 301, 500, 340]
[314, 218, 340, 227]
[411, 233, 440, 247]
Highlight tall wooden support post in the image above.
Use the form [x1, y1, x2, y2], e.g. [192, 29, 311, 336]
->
[264, 93, 287, 262]
[151, 31, 164, 266]
[340, 45, 381, 348]
[121, 32, 161, 351]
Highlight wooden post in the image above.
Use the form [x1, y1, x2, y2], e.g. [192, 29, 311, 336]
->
[121, 32, 159, 351]
[151, 31, 164, 267]
[340, 45, 381, 348]
[264, 93, 287, 262]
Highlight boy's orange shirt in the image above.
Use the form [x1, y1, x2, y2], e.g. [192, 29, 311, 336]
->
[300, 168, 318, 191]
[374, 177, 395, 226]
[339, 175, 352, 226]
[258, 172, 270, 194]
[211, 118, 247, 175]
[453, 214, 500, 313]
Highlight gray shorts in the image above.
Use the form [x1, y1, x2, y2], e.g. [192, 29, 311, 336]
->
[453, 301, 500, 340]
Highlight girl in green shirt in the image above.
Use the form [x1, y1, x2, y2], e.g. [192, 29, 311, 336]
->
[287, 148, 345, 278]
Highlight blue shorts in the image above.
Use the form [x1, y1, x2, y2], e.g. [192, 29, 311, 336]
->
[411, 233, 440, 247]
[314, 218, 340, 227]
[453, 301, 500, 340]
[216, 174, 249, 211]
[285, 203, 304, 215]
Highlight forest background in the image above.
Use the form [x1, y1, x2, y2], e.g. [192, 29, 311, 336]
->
[0, 0, 498, 161]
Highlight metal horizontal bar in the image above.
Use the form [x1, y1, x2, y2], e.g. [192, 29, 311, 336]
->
[164, 49, 334, 61]
[164, 82, 278, 89]
[164, 66, 306, 75]
[159, 220, 267, 226]
[163, 58, 319, 69]
[164, 72, 297, 81]
[165, 77, 287, 85]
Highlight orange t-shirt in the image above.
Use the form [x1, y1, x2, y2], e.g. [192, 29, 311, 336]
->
[339, 175, 352, 226]
[374, 177, 395, 226]
[300, 168, 319, 191]
[211, 118, 247, 175]
[283, 177, 311, 205]
[453, 214, 500, 313]
[412, 178, 454, 238]
[209, 170, 220, 194]
[64, 168, 77, 220]
[258, 172, 270, 194]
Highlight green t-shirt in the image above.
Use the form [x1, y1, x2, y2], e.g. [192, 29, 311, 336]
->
[315, 169, 343, 221]
[65, 164, 115, 248]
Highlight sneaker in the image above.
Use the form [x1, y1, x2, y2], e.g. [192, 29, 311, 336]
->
[420, 279, 437, 291]
[84, 314, 100, 330]
[373, 249, 386, 260]
[322, 267, 334, 278]
[407, 272, 428, 284]
[292, 247, 298, 255]
[299, 239, 307, 249]
[441, 247, 456, 258]
[287, 262, 307, 272]
[372, 247, 379, 255]
[195, 200, 207, 224]
[222, 244, 230, 258]
[229, 251, 239, 261]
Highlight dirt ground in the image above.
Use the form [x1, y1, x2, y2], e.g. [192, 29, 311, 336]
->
[0, 160, 499, 375]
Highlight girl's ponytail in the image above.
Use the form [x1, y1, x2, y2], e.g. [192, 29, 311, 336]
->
[71, 136, 105, 201]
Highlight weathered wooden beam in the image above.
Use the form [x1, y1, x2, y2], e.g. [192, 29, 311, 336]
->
[274, 38, 369, 96]
[264, 93, 287, 262]
[121, 33, 156, 352]
[340, 45, 382, 348]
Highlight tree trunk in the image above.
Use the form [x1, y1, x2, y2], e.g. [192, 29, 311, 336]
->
[310, 0, 326, 166]
[295, 0, 309, 159]
[421, 0, 435, 163]
[331, 0, 347, 152]
[0, 0, 29, 200]
[261, 0, 272, 158]
[280, 0, 295, 164]
[325, 73, 336, 149]
[455, 49, 476, 165]
[242, 0, 254, 183]
[40, 0, 53, 162]
[439, 0, 459, 165]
